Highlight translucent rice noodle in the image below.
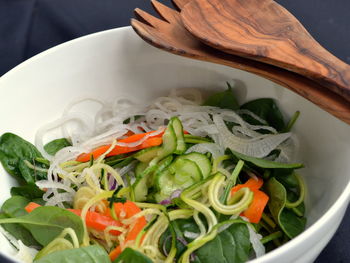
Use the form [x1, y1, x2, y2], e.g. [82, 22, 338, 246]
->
[35, 88, 297, 207]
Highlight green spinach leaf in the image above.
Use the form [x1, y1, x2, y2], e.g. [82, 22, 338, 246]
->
[11, 184, 45, 200]
[34, 245, 110, 263]
[0, 213, 40, 247]
[230, 149, 303, 169]
[160, 218, 251, 263]
[1, 196, 41, 247]
[203, 83, 239, 110]
[113, 247, 153, 263]
[192, 223, 251, 263]
[240, 98, 285, 131]
[265, 178, 306, 238]
[0, 133, 47, 184]
[1, 195, 30, 217]
[0, 206, 84, 246]
[44, 138, 71, 156]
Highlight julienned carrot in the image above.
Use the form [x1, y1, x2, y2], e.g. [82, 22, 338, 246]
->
[68, 209, 123, 235]
[24, 202, 41, 213]
[231, 177, 264, 194]
[24, 202, 123, 235]
[242, 190, 269, 223]
[76, 130, 164, 162]
[108, 201, 147, 261]
[231, 177, 269, 223]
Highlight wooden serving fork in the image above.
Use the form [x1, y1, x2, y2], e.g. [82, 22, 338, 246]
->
[181, 0, 350, 102]
[131, 0, 350, 124]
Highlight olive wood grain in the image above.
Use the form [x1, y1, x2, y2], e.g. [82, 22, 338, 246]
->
[131, 0, 350, 124]
[181, 0, 350, 102]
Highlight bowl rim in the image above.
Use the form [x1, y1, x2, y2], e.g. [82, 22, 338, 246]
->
[0, 26, 349, 262]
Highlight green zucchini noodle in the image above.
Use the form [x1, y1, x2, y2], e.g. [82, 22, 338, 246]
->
[193, 210, 206, 240]
[96, 140, 118, 163]
[285, 173, 305, 208]
[121, 208, 163, 225]
[209, 173, 254, 215]
[103, 226, 127, 249]
[212, 155, 231, 174]
[24, 160, 48, 173]
[181, 190, 217, 233]
[90, 163, 125, 187]
[35, 228, 79, 260]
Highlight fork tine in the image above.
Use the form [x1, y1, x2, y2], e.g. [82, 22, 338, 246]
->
[134, 8, 167, 29]
[151, 0, 179, 24]
[171, 0, 191, 10]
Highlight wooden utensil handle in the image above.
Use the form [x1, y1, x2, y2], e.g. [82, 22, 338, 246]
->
[181, 0, 350, 102]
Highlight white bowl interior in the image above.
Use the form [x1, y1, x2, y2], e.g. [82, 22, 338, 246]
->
[0, 27, 349, 262]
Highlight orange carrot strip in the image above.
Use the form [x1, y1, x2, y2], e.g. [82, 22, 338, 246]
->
[242, 190, 269, 223]
[68, 209, 123, 235]
[109, 246, 122, 261]
[25, 202, 41, 213]
[231, 177, 264, 194]
[109, 201, 146, 261]
[76, 131, 164, 162]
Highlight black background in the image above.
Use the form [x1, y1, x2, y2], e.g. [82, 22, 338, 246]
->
[0, 0, 349, 262]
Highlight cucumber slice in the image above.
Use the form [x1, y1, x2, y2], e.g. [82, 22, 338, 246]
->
[171, 117, 186, 154]
[133, 175, 148, 202]
[169, 158, 203, 182]
[135, 162, 148, 178]
[155, 158, 202, 202]
[133, 146, 160, 163]
[150, 123, 177, 166]
[178, 153, 212, 178]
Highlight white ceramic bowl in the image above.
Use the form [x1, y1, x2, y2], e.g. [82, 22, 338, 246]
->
[0, 27, 349, 263]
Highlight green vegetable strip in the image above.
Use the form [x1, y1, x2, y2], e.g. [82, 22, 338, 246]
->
[209, 173, 253, 215]
[285, 173, 305, 208]
[35, 157, 50, 166]
[220, 160, 244, 204]
[165, 221, 177, 263]
[262, 213, 277, 229]
[283, 111, 300, 132]
[260, 231, 283, 244]
[212, 155, 231, 174]
[292, 207, 304, 217]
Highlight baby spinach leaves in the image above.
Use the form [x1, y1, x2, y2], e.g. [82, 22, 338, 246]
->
[230, 149, 303, 169]
[203, 83, 239, 110]
[193, 223, 251, 263]
[34, 245, 110, 263]
[0, 133, 47, 184]
[0, 206, 84, 246]
[240, 98, 285, 132]
[10, 184, 45, 201]
[113, 247, 153, 263]
[0, 213, 41, 247]
[160, 218, 251, 263]
[265, 178, 306, 239]
[44, 138, 71, 156]
[1, 196, 41, 247]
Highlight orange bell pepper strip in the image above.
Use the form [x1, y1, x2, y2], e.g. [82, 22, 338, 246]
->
[108, 201, 147, 261]
[76, 130, 164, 162]
[231, 177, 269, 223]
[25, 202, 123, 235]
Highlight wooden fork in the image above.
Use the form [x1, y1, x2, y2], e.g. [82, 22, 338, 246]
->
[131, 0, 350, 124]
[181, 0, 350, 102]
